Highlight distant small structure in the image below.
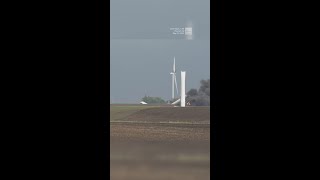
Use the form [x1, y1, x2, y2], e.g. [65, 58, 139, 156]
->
[140, 101, 148, 105]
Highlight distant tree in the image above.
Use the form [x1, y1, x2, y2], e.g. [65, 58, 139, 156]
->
[142, 96, 166, 104]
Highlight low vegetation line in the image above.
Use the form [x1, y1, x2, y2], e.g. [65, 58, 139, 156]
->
[110, 121, 210, 125]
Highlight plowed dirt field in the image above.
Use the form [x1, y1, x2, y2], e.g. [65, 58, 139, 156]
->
[110, 105, 210, 180]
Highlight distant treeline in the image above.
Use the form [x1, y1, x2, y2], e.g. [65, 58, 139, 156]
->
[186, 79, 210, 106]
[141, 96, 166, 104]
[141, 79, 210, 106]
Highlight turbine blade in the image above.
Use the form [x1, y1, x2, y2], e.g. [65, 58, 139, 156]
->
[174, 74, 179, 95]
[173, 57, 175, 73]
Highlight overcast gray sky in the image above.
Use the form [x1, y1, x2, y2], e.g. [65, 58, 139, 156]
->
[111, 0, 210, 103]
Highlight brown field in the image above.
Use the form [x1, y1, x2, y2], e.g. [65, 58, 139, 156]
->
[110, 105, 210, 180]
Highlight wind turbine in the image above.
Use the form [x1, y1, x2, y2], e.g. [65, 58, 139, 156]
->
[170, 57, 179, 100]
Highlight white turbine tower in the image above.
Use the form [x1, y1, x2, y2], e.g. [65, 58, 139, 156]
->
[170, 57, 179, 100]
[171, 71, 187, 107]
[181, 71, 186, 107]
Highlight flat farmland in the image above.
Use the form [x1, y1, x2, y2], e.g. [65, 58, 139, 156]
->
[110, 105, 210, 180]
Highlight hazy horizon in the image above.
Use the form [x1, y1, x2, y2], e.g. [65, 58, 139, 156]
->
[111, 0, 210, 103]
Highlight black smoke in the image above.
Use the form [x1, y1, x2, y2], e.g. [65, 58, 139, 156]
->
[186, 79, 210, 106]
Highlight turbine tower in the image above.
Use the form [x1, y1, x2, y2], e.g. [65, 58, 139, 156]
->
[181, 71, 186, 107]
[170, 57, 179, 100]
